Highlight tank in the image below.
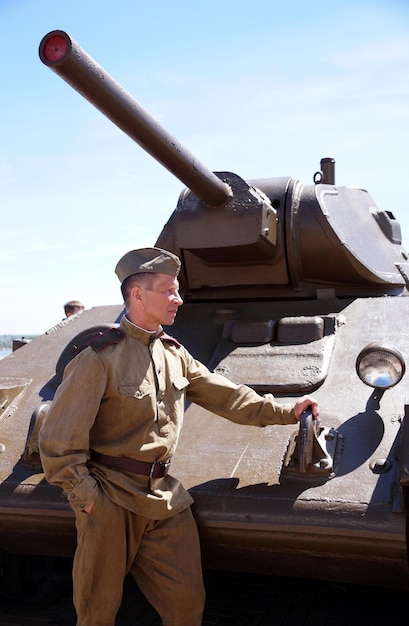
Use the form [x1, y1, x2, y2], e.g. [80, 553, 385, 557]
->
[1, 29, 409, 591]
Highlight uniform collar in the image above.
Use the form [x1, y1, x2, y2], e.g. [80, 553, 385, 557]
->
[120, 315, 160, 346]
[120, 315, 181, 348]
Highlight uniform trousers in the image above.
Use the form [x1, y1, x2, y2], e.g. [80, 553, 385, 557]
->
[73, 487, 205, 626]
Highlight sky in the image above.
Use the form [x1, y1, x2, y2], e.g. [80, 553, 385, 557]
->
[0, 0, 408, 335]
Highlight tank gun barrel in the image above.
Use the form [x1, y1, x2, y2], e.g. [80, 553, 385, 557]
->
[39, 30, 231, 207]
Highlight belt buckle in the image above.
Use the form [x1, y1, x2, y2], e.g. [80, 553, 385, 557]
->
[150, 460, 170, 479]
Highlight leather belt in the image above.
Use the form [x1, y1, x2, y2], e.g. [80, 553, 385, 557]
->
[90, 450, 170, 479]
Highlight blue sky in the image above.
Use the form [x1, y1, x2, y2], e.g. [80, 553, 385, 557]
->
[1, 0, 408, 334]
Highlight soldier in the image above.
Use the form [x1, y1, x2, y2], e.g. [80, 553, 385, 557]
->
[63, 300, 85, 318]
[39, 247, 319, 626]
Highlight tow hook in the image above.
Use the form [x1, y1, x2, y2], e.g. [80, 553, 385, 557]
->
[282, 410, 340, 480]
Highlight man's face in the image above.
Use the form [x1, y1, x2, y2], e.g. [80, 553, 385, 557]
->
[136, 273, 183, 330]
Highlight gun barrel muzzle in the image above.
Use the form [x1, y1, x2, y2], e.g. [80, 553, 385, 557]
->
[39, 30, 231, 207]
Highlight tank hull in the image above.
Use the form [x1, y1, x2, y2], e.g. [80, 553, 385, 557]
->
[1, 296, 408, 589]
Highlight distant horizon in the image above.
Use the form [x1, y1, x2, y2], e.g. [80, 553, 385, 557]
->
[0, 335, 38, 349]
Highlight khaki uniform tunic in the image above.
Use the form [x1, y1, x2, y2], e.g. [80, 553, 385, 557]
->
[39, 315, 297, 519]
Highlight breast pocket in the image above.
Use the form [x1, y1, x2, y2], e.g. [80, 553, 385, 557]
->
[118, 382, 152, 400]
[172, 376, 189, 393]
[171, 376, 190, 407]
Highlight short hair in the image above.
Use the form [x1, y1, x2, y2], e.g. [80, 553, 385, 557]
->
[121, 273, 155, 307]
[64, 300, 85, 316]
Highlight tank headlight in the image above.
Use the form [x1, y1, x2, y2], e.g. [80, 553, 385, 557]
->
[356, 343, 405, 389]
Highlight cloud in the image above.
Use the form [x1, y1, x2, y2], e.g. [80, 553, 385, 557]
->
[333, 39, 409, 67]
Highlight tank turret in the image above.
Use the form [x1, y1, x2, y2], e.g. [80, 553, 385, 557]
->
[39, 31, 408, 303]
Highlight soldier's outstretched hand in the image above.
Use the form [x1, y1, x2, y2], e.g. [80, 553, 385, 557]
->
[293, 395, 319, 421]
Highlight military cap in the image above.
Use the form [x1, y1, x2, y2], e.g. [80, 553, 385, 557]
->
[115, 247, 181, 283]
